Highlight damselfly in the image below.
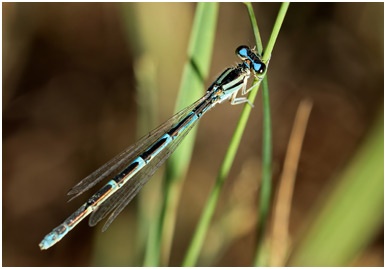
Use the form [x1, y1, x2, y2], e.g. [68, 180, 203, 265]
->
[39, 45, 265, 250]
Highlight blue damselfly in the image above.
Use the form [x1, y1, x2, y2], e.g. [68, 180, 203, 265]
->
[39, 45, 265, 250]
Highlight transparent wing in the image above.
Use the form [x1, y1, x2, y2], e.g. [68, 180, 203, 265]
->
[67, 92, 210, 201]
[102, 111, 201, 231]
[88, 98, 211, 230]
[88, 176, 132, 226]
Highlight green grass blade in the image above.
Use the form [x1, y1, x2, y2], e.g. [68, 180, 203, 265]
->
[144, 3, 219, 266]
[181, 93, 259, 266]
[253, 76, 272, 266]
[261, 2, 289, 63]
[288, 111, 384, 266]
[244, 2, 264, 54]
[250, 3, 289, 266]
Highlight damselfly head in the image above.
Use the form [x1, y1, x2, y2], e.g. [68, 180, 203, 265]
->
[235, 45, 266, 75]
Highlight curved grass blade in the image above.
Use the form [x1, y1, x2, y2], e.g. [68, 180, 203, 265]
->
[252, 3, 289, 266]
[144, 3, 219, 266]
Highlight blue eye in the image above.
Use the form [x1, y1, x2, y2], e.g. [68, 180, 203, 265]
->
[253, 62, 266, 74]
[235, 45, 250, 59]
[239, 48, 248, 58]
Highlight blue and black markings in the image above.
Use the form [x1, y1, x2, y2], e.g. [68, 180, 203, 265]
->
[140, 136, 169, 161]
[113, 161, 139, 185]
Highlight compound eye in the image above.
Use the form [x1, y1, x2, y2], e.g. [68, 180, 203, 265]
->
[253, 62, 266, 74]
[235, 45, 250, 60]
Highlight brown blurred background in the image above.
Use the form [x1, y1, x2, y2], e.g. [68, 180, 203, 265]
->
[3, 2, 383, 266]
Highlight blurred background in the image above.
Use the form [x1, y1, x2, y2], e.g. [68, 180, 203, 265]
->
[3, 2, 383, 266]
